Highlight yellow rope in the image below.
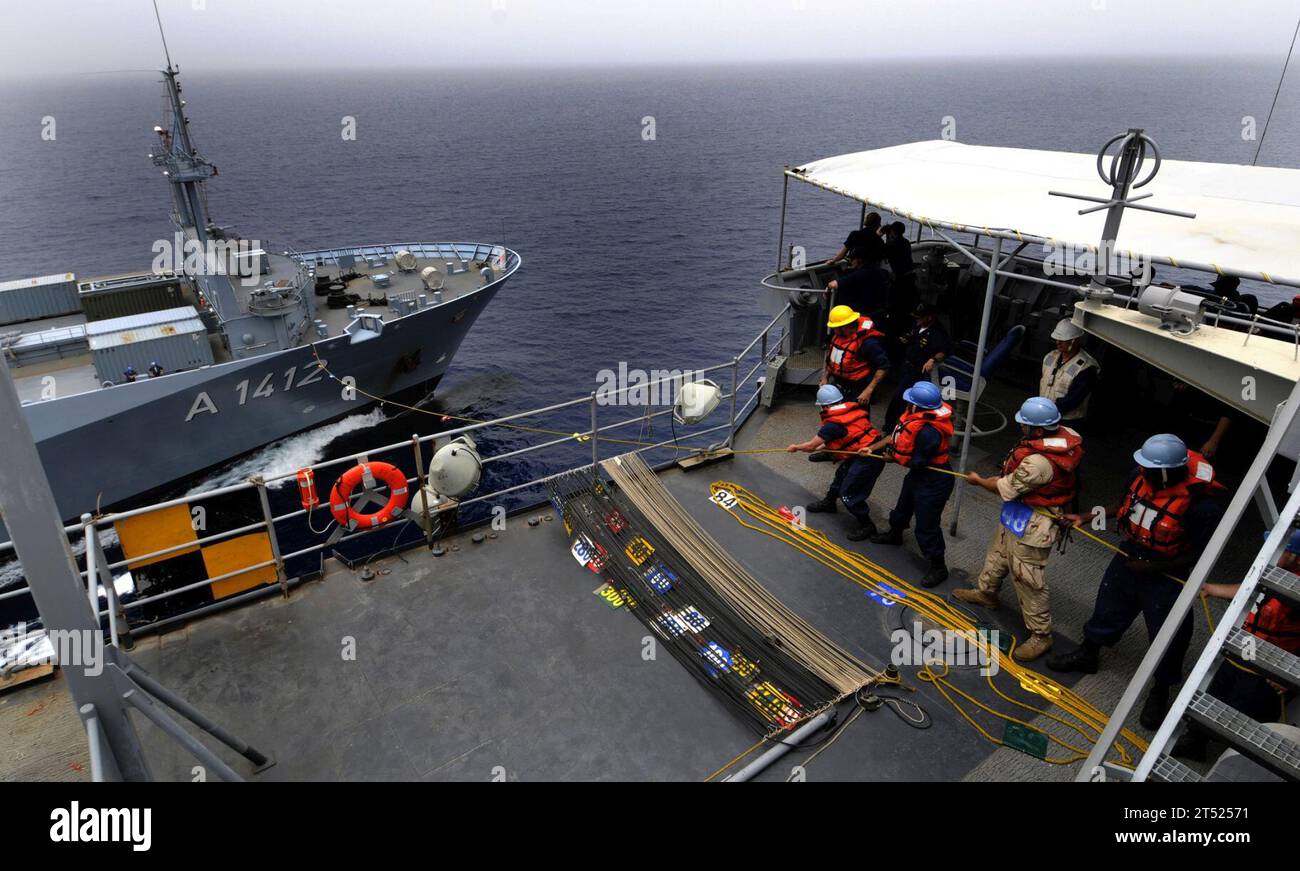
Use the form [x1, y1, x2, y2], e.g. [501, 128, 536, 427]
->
[702, 738, 765, 782]
[709, 478, 1149, 766]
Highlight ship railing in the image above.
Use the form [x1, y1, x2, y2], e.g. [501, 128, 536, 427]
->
[296, 242, 518, 276]
[0, 304, 789, 639]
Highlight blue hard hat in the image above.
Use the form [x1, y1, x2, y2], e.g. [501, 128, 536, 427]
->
[1133, 433, 1188, 469]
[1014, 396, 1061, 428]
[815, 384, 844, 406]
[124, 366, 136, 374]
[902, 380, 942, 410]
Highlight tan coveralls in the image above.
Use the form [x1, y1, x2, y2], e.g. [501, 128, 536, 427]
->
[973, 454, 1062, 636]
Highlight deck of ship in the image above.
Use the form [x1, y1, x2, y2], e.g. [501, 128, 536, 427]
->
[259, 246, 497, 341]
[1, 376, 1276, 782]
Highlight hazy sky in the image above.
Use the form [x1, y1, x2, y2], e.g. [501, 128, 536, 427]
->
[5, 0, 1299, 76]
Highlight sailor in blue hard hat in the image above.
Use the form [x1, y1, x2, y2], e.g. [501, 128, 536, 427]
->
[786, 383, 890, 541]
[902, 380, 942, 410]
[953, 396, 1084, 662]
[1133, 432, 1187, 468]
[870, 381, 957, 587]
[123, 366, 138, 383]
[1049, 433, 1226, 729]
[815, 384, 844, 406]
[1013, 395, 1062, 428]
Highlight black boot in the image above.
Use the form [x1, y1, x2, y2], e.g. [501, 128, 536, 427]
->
[1140, 685, 1173, 731]
[846, 518, 878, 541]
[920, 558, 948, 588]
[1047, 639, 1100, 674]
[808, 451, 834, 463]
[805, 495, 838, 513]
[1171, 728, 1209, 762]
[870, 526, 905, 546]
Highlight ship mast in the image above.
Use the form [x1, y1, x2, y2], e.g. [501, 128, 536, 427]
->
[147, 1, 237, 321]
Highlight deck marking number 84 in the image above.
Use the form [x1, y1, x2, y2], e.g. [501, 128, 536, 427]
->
[710, 489, 739, 511]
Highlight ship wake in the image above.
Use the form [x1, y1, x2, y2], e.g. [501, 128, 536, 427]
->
[186, 407, 390, 494]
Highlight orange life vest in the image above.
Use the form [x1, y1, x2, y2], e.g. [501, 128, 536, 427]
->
[1117, 451, 1222, 557]
[892, 402, 954, 466]
[826, 317, 886, 383]
[1001, 427, 1084, 508]
[1245, 593, 1300, 655]
[820, 401, 881, 459]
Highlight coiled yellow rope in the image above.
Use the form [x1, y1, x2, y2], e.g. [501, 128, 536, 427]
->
[708, 479, 1148, 768]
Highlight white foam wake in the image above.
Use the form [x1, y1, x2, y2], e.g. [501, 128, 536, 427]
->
[185, 407, 389, 494]
[0, 526, 120, 590]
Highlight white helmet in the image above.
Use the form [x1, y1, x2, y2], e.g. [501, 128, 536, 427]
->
[1050, 318, 1084, 341]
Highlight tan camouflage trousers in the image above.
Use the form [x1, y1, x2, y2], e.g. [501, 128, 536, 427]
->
[974, 525, 1053, 636]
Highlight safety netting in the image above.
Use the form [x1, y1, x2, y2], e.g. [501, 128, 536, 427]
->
[548, 455, 874, 735]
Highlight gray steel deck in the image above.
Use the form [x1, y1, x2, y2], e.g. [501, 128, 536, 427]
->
[259, 249, 491, 340]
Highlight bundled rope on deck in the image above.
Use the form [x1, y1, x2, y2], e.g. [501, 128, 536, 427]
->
[604, 453, 879, 697]
[549, 465, 861, 736]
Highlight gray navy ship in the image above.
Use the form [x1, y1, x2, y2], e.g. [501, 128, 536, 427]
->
[0, 64, 519, 527]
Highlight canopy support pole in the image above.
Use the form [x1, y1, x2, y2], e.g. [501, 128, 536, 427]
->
[776, 169, 790, 273]
[948, 236, 1003, 537]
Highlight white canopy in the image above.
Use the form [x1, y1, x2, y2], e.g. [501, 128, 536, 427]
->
[792, 140, 1300, 287]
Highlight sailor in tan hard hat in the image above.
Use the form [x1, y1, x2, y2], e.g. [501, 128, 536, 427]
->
[1039, 318, 1099, 429]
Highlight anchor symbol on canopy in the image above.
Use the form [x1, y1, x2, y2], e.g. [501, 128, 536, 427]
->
[1048, 128, 1198, 297]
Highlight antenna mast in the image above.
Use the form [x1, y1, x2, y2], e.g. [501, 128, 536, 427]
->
[147, 0, 236, 321]
[152, 0, 174, 71]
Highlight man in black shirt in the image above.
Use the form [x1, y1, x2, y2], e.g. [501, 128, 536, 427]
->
[884, 303, 951, 432]
[883, 222, 914, 279]
[882, 222, 918, 341]
[828, 211, 884, 266]
[827, 249, 890, 320]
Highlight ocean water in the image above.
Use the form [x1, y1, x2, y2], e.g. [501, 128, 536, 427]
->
[1, 59, 1296, 500]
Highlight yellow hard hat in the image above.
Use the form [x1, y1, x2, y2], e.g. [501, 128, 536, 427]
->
[827, 305, 859, 329]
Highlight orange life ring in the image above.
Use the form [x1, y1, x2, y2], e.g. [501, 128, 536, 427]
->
[328, 462, 409, 529]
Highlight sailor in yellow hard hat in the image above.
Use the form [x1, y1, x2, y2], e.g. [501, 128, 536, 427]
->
[821, 304, 891, 410]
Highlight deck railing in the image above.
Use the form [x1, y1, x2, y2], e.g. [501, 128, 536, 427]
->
[0, 304, 789, 640]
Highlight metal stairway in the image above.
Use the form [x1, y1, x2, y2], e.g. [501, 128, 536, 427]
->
[1140, 550, 1300, 783]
